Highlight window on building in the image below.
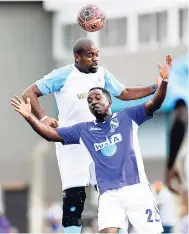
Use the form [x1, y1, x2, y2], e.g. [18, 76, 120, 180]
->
[62, 24, 87, 51]
[156, 12, 167, 43]
[138, 11, 167, 45]
[179, 8, 188, 41]
[138, 14, 156, 44]
[99, 17, 127, 48]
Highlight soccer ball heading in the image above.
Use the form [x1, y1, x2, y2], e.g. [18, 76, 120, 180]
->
[77, 4, 106, 32]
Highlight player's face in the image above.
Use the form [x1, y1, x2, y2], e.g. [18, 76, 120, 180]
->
[87, 89, 110, 118]
[75, 44, 99, 73]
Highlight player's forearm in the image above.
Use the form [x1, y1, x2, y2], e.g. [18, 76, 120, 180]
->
[146, 80, 168, 115]
[24, 114, 62, 142]
[118, 85, 156, 101]
[22, 89, 46, 119]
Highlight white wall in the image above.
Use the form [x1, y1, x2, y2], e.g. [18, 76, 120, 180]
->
[44, 0, 188, 60]
[44, 0, 188, 17]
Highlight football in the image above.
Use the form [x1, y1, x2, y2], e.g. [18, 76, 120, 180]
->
[77, 4, 106, 32]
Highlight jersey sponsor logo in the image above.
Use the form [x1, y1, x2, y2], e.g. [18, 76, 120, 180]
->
[89, 127, 102, 131]
[77, 92, 88, 100]
[94, 134, 122, 151]
[110, 118, 119, 133]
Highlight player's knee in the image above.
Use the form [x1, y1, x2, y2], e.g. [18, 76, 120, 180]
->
[62, 187, 86, 227]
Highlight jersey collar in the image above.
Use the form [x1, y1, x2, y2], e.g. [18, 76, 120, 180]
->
[93, 113, 117, 125]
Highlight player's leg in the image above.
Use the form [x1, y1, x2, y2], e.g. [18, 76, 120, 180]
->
[89, 161, 98, 189]
[98, 190, 128, 233]
[55, 143, 92, 234]
[162, 225, 173, 233]
[125, 184, 163, 234]
[62, 187, 86, 234]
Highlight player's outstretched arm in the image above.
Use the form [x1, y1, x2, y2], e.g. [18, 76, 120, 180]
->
[145, 55, 172, 116]
[22, 84, 45, 119]
[117, 82, 159, 101]
[117, 75, 162, 101]
[11, 96, 62, 143]
[22, 84, 58, 128]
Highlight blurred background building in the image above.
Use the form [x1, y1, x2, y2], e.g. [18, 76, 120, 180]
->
[0, 0, 188, 232]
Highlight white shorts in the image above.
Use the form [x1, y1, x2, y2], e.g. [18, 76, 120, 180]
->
[98, 183, 163, 234]
[55, 142, 97, 190]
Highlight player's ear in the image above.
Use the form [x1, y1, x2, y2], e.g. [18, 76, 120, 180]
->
[108, 100, 112, 107]
[74, 53, 80, 63]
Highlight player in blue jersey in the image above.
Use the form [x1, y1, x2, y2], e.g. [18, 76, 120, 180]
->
[11, 55, 172, 233]
[21, 38, 161, 233]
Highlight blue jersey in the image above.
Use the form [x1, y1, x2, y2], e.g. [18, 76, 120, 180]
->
[57, 103, 151, 194]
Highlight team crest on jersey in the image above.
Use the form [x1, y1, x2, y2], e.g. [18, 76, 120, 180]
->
[110, 118, 119, 133]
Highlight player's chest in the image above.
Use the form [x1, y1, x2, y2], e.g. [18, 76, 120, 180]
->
[62, 72, 105, 94]
[84, 116, 132, 148]
[82, 128, 124, 160]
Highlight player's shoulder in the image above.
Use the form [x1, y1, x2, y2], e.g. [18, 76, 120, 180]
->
[53, 64, 74, 76]
[96, 65, 112, 78]
[116, 107, 133, 120]
[77, 121, 89, 131]
[41, 64, 75, 82]
[100, 66, 116, 79]
[78, 120, 97, 130]
[36, 64, 75, 90]
[97, 65, 106, 74]
[117, 108, 128, 116]
[98, 65, 105, 69]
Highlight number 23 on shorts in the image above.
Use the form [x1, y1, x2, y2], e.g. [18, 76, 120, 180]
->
[145, 208, 160, 223]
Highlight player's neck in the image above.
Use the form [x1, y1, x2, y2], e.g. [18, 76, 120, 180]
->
[96, 111, 112, 123]
[75, 63, 89, 73]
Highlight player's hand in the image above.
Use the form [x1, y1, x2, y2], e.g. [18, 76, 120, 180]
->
[166, 167, 182, 195]
[41, 116, 58, 128]
[158, 55, 172, 80]
[11, 96, 31, 119]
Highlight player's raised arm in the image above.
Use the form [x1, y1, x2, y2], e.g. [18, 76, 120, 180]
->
[11, 96, 63, 142]
[22, 83, 47, 119]
[117, 81, 160, 100]
[104, 68, 162, 101]
[22, 67, 71, 128]
[145, 55, 172, 116]
[22, 83, 58, 128]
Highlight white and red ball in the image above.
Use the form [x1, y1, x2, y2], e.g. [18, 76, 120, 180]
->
[77, 4, 106, 32]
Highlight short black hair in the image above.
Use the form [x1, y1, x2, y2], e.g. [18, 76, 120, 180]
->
[88, 87, 112, 103]
[73, 38, 95, 55]
[174, 99, 187, 109]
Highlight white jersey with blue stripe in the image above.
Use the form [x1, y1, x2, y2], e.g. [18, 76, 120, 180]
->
[35, 64, 125, 189]
[36, 64, 124, 126]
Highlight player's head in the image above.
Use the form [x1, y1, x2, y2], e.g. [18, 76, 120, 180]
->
[173, 99, 188, 120]
[73, 38, 99, 73]
[174, 99, 187, 110]
[87, 87, 112, 119]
